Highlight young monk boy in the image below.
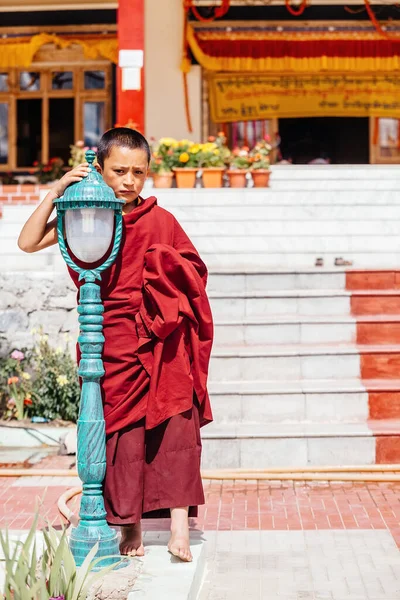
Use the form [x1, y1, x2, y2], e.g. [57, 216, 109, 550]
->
[18, 128, 213, 562]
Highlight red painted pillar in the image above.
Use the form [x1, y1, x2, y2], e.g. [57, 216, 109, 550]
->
[117, 0, 145, 133]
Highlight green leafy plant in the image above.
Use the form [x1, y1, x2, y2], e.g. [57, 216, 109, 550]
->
[229, 146, 252, 170]
[0, 509, 121, 600]
[29, 332, 80, 422]
[249, 137, 272, 170]
[0, 172, 18, 185]
[170, 139, 199, 169]
[150, 138, 176, 174]
[0, 349, 33, 420]
[30, 158, 64, 184]
[0, 331, 80, 423]
[69, 141, 97, 169]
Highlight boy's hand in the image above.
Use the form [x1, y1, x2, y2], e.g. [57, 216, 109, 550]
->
[52, 163, 90, 198]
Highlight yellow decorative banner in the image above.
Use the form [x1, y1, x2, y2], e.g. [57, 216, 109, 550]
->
[208, 73, 400, 122]
[0, 33, 118, 69]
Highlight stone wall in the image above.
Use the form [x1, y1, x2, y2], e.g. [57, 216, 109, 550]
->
[0, 272, 78, 356]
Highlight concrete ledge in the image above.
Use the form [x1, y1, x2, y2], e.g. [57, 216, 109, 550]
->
[129, 531, 206, 600]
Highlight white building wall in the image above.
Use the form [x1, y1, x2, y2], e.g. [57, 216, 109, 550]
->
[144, 0, 202, 141]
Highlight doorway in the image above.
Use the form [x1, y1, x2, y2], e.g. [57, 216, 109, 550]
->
[278, 117, 369, 164]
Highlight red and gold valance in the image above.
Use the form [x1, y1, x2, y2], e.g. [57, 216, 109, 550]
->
[187, 24, 400, 72]
[0, 33, 118, 69]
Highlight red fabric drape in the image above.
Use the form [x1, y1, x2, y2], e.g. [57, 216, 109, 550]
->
[194, 36, 400, 59]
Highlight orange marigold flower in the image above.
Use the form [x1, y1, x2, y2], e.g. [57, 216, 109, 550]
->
[217, 131, 225, 136]
[7, 376, 19, 385]
[179, 152, 190, 163]
[208, 136, 216, 142]
[24, 398, 33, 406]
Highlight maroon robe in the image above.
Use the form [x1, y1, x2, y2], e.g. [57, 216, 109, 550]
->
[68, 196, 213, 435]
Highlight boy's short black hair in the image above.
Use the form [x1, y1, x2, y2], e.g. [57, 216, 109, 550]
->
[97, 127, 151, 168]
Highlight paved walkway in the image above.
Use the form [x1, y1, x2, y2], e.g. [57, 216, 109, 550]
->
[1, 455, 400, 598]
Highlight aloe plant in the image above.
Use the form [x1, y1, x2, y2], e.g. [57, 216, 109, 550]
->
[0, 513, 122, 600]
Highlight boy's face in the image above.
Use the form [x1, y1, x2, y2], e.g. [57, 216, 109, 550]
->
[99, 146, 149, 204]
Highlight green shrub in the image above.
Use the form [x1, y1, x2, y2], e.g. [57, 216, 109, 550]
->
[0, 331, 80, 423]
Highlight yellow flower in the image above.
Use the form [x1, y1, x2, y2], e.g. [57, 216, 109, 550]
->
[189, 144, 201, 154]
[56, 346, 63, 355]
[159, 137, 176, 147]
[213, 149, 220, 155]
[56, 375, 68, 387]
[21, 372, 31, 380]
[40, 334, 48, 342]
[179, 152, 190, 163]
[30, 328, 37, 335]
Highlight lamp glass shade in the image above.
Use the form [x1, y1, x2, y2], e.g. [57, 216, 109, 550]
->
[65, 207, 114, 263]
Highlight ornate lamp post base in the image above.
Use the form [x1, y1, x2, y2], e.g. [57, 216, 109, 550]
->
[70, 519, 119, 569]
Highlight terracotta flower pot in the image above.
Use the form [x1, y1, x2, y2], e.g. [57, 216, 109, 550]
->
[227, 170, 247, 188]
[173, 168, 198, 189]
[152, 172, 174, 189]
[202, 167, 225, 188]
[251, 169, 271, 188]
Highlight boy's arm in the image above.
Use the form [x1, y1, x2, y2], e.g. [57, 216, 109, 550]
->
[18, 162, 90, 253]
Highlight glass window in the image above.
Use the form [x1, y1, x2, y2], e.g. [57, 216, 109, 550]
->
[84, 71, 105, 90]
[84, 102, 105, 147]
[20, 72, 40, 91]
[0, 103, 8, 164]
[52, 71, 73, 90]
[0, 74, 8, 92]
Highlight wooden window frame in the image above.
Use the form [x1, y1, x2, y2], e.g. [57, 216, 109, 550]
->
[0, 57, 112, 172]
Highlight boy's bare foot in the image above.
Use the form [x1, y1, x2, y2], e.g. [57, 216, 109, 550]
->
[168, 507, 192, 562]
[119, 522, 145, 557]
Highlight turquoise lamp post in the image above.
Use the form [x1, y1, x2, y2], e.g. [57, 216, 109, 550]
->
[54, 150, 124, 568]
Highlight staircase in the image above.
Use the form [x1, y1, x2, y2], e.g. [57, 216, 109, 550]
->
[2, 165, 400, 467]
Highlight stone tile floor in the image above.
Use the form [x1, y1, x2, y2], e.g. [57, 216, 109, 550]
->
[1, 454, 400, 599]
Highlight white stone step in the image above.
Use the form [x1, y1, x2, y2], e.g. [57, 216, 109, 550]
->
[207, 270, 346, 293]
[5, 219, 400, 239]
[188, 236, 400, 254]
[201, 252, 400, 269]
[163, 204, 400, 222]
[0, 235, 400, 260]
[157, 186, 400, 203]
[200, 422, 376, 468]
[269, 165, 400, 181]
[209, 343, 364, 381]
[214, 315, 358, 345]
[209, 378, 369, 424]
[209, 289, 351, 319]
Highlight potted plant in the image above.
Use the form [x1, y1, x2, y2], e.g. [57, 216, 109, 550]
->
[32, 157, 64, 184]
[227, 146, 251, 188]
[69, 140, 97, 169]
[150, 137, 176, 188]
[171, 139, 199, 188]
[250, 138, 272, 187]
[198, 133, 230, 188]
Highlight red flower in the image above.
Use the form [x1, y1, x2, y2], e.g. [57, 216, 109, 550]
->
[33, 161, 39, 167]
[50, 157, 59, 164]
[28, 169, 36, 175]
[43, 166, 51, 172]
[24, 398, 32, 406]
